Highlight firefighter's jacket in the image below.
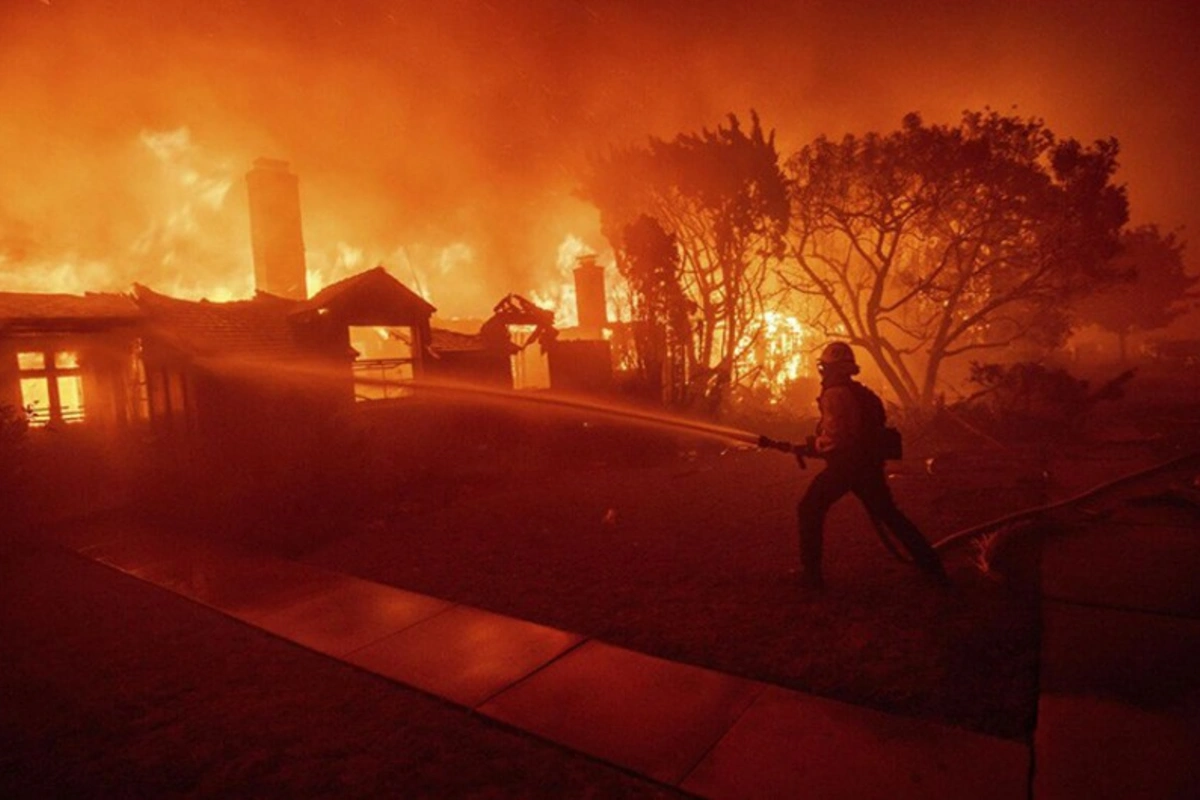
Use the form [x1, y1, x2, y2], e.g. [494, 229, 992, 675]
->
[814, 380, 866, 461]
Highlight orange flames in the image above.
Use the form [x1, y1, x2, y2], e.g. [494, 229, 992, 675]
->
[737, 311, 816, 402]
[529, 237, 818, 401]
[4, 121, 816, 405]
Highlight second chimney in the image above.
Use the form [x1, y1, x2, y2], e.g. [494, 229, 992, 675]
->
[573, 254, 607, 339]
[246, 158, 307, 300]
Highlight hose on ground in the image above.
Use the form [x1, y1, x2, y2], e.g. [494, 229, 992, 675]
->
[932, 449, 1200, 553]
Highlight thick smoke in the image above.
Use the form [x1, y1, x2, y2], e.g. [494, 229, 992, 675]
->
[1, 0, 1197, 320]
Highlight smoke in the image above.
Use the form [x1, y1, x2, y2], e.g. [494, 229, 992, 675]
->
[2, 0, 1198, 320]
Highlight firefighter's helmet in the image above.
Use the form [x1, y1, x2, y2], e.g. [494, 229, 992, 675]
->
[818, 341, 860, 375]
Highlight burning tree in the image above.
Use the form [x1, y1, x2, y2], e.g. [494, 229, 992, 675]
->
[581, 112, 790, 411]
[1073, 225, 1197, 361]
[781, 110, 1129, 411]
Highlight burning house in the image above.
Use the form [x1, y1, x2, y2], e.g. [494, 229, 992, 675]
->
[0, 291, 144, 429]
[0, 158, 618, 466]
[0, 265, 441, 522]
[0, 266, 437, 450]
[0, 158, 441, 440]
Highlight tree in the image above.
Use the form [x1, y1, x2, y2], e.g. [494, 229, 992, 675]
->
[581, 112, 790, 412]
[781, 110, 1129, 411]
[1073, 225, 1197, 360]
[616, 215, 691, 404]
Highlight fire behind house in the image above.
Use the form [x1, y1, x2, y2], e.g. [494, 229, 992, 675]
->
[0, 161, 615, 433]
[0, 160, 614, 521]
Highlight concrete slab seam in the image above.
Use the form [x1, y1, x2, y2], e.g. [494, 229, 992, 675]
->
[673, 679, 770, 789]
[468, 635, 594, 712]
[337, 602, 464, 659]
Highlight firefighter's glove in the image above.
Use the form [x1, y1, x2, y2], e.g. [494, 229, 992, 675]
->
[758, 435, 791, 453]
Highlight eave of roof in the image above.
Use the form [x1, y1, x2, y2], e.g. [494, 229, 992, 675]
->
[0, 291, 142, 324]
[292, 266, 437, 317]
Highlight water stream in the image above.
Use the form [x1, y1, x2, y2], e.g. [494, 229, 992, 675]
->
[204, 355, 766, 446]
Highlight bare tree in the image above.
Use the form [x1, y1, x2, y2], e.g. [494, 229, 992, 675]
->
[581, 112, 789, 411]
[782, 110, 1129, 410]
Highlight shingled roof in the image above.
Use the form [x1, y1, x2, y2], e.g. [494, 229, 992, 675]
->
[132, 285, 307, 360]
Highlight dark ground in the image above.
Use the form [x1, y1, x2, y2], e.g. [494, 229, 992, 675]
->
[0, 540, 684, 799]
[3, 366, 1197, 796]
[305, 444, 1045, 740]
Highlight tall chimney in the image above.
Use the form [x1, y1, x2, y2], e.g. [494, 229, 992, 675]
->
[245, 157, 307, 299]
[573, 254, 607, 339]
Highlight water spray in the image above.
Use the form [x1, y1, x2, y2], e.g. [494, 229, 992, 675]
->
[203, 355, 1200, 575]
[202, 354, 769, 447]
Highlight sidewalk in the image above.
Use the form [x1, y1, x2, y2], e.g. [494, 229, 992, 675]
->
[52, 464, 1200, 799]
[1033, 479, 1200, 799]
[57, 518, 1025, 799]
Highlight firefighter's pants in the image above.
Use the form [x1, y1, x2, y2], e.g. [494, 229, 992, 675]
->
[797, 459, 945, 579]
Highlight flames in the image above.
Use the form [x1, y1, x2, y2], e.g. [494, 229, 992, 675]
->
[1, 126, 249, 300]
[529, 235, 817, 402]
[737, 310, 816, 402]
[529, 234, 589, 328]
[2, 121, 817, 404]
[529, 234, 633, 330]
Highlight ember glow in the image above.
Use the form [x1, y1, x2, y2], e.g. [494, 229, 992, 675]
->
[738, 311, 816, 402]
[5, 1, 1197, 320]
[2, 0, 1199, 412]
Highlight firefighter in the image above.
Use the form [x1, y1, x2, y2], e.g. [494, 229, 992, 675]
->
[796, 342, 949, 592]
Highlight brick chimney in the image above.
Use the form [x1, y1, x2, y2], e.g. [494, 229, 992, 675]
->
[245, 158, 307, 299]
[572, 254, 607, 339]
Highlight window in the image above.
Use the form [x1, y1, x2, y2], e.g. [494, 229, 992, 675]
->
[17, 349, 85, 426]
[350, 326, 415, 401]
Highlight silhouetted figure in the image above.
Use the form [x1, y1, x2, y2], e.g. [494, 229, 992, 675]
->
[796, 342, 948, 592]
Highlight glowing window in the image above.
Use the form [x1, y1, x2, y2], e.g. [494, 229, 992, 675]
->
[18, 377, 51, 425]
[17, 352, 45, 370]
[16, 349, 85, 427]
[350, 326, 414, 401]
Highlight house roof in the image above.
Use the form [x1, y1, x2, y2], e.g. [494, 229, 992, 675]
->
[0, 291, 142, 326]
[132, 285, 308, 360]
[1, 268, 438, 364]
[292, 266, 436, 319]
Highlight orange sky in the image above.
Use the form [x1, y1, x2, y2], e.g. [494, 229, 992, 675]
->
[2, 0, 1198, 319]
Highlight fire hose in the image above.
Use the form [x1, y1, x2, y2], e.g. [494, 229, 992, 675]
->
[930, 449, 1200, 553]
[757, 434, 1200, 561]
